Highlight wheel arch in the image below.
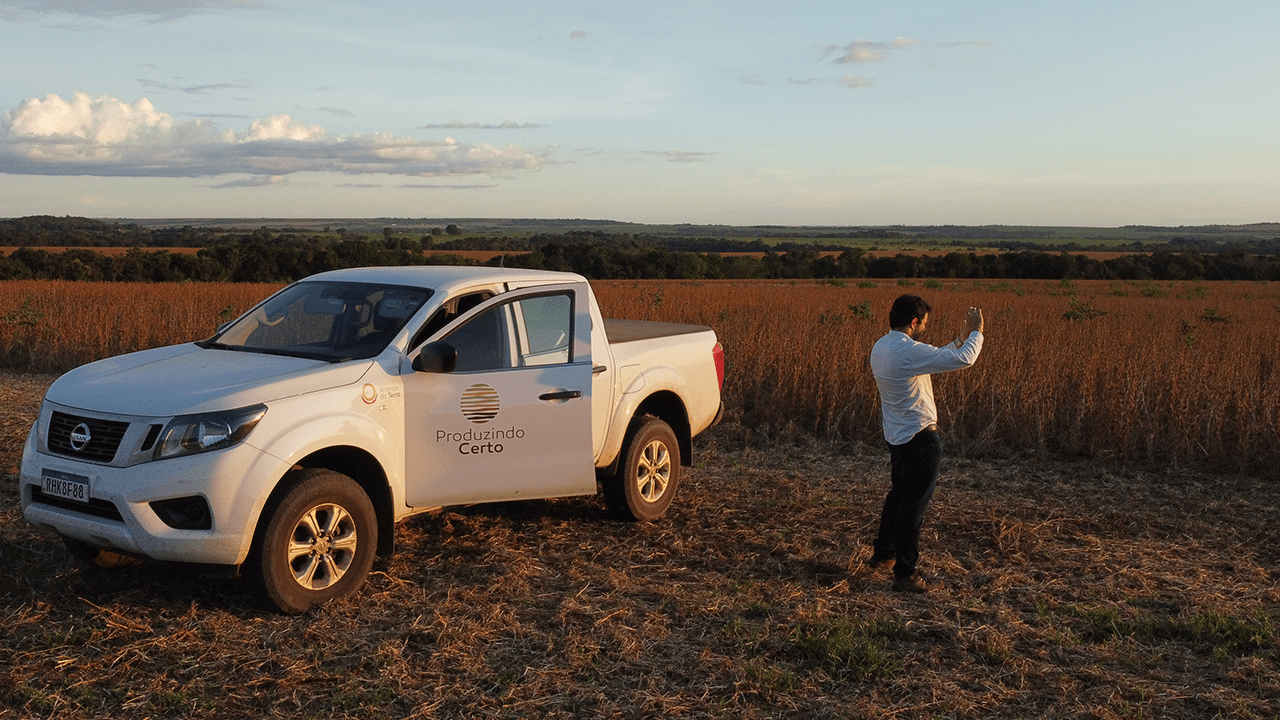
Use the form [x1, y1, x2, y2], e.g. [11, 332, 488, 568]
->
[632, 391, 691, 467]
[598, 390, 692, 476]
[263, 445, 396, 560]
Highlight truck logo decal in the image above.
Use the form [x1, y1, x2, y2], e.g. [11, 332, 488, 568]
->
[69, 423, 92, 451]
[361, 384, 378, 404]
[460, 383, 500, 424]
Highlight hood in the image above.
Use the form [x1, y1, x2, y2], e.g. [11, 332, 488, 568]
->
[46, 343, 373, 417]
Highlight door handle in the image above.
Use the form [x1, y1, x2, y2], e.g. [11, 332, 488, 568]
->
[539, 389, 582, 401]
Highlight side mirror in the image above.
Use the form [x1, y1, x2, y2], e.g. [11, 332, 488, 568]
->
[412, 340, 458, 373]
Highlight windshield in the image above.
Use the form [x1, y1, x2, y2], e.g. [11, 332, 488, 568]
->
[203, 281, 432, 362]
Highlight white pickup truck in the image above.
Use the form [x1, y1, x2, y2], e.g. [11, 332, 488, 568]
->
[19, 266, 724, 614]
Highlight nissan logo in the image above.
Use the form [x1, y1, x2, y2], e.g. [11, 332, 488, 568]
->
[69, 423, 92, 451]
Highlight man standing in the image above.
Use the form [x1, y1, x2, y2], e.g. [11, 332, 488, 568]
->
[867, 294, 984, 593]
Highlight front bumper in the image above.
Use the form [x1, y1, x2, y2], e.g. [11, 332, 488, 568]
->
[19, 428, 279, 567]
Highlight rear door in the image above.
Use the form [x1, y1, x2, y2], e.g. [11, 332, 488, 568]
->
[402, 283, 595, 508]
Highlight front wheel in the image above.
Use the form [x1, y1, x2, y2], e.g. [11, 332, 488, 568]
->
[603, 415, 681, 521]
[247, 468, 377, 615]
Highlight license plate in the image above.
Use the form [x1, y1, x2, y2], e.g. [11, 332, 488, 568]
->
[42, 470, 90, 503]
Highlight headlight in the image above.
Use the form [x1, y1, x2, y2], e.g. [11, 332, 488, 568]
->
[153, 405, 267, 460]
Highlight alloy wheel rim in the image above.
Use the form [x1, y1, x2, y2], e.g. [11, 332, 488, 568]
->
[636, 439, 671, 502]
[287, 503, 358, 590]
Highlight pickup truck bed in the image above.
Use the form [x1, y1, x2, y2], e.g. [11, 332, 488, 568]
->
[604, 319, 713, 343]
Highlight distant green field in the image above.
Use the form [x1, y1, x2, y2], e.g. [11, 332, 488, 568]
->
[115, 217, 1280, 247]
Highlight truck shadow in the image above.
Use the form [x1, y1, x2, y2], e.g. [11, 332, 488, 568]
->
[12, 496, 616, 616]
[396, 495, 851, 591]
[3, 533, 262, 617]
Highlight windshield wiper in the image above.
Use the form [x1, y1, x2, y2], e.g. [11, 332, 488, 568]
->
[196, 342, 323, 361]
[196, 340, 233, 350]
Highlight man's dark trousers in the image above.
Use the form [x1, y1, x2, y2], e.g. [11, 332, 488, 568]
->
[873, 428, 942, 580]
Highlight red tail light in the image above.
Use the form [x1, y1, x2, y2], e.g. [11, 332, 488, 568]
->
[712, 342, 725, 389]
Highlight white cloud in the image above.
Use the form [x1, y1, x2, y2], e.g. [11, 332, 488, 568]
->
[420, 121, 544, 130]
[834, 40, 890, 64]
[212, 174, 288, 189]
[818, 37, 984, 90]
[137, 78, 248, 95]
[940, 40, 994, 49]
[0, 0, 262, 22]
[4, 93, 173, 144]
[0, 93, 552, 180]
[640, 150, 716, 164]
[831, 38, 918, 64]
[840, 75, 874, 90]
[242, 115, 327, 142]
[400, 183, 500, 190]
[826, 36, 983, 64]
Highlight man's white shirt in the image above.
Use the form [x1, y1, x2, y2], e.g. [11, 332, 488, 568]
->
[870, 330, 984, 446]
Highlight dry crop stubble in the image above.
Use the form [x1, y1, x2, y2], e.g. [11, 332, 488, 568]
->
[1, 370, 1278, 718]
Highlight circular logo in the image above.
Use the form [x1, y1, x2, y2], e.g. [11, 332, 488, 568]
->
[69, 423, 93, 451]
[460, 383, 500, 424]
[361, 383, 378, 404]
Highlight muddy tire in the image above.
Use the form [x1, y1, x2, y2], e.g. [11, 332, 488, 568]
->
[247, 468, 377, 615]
[603, 415, 681, 521]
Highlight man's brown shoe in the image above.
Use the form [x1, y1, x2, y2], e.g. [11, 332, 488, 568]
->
[866, 555, 894, 571]
[891, 575, 927, 593]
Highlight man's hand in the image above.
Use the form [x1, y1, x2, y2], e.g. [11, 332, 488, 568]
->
[965, 306, 984, 334]
[953, 307, 985, 347]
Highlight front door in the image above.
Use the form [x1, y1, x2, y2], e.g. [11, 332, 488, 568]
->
[403, 284, 595, 508]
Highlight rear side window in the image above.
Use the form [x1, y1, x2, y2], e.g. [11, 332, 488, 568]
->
[514, 293, 571, 366]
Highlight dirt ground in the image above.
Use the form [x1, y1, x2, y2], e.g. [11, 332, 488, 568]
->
[1, 371, 1276, 719]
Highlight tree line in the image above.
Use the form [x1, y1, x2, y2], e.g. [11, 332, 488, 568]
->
[3, 235, 1280, 283]
[7, 214, 1280, 252]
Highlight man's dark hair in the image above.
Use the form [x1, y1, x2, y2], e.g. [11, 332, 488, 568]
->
[889, 294, 931, 328]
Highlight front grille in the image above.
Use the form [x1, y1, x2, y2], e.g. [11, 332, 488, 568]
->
[30, 487, 124, 522]
[48, 411, 130, 463]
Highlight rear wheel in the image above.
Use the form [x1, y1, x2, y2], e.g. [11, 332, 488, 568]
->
[248, 468, 377, 615]
[603, 415, 681, 521]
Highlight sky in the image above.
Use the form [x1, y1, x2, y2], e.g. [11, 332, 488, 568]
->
[1, 0, 1278, 227]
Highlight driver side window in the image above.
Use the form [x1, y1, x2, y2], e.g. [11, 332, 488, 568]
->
[409, 290, 493, 351]
[444, 303, 512, 372]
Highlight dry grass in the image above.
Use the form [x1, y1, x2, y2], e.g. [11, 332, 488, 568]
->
[0, 281, 278, 372]
[2, 372, 1277, 719]
[3, 278, 1277, 474]
[589, 278, 1280, 476]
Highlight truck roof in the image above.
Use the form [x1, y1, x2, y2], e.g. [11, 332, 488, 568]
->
[302, 265, 587, 294]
